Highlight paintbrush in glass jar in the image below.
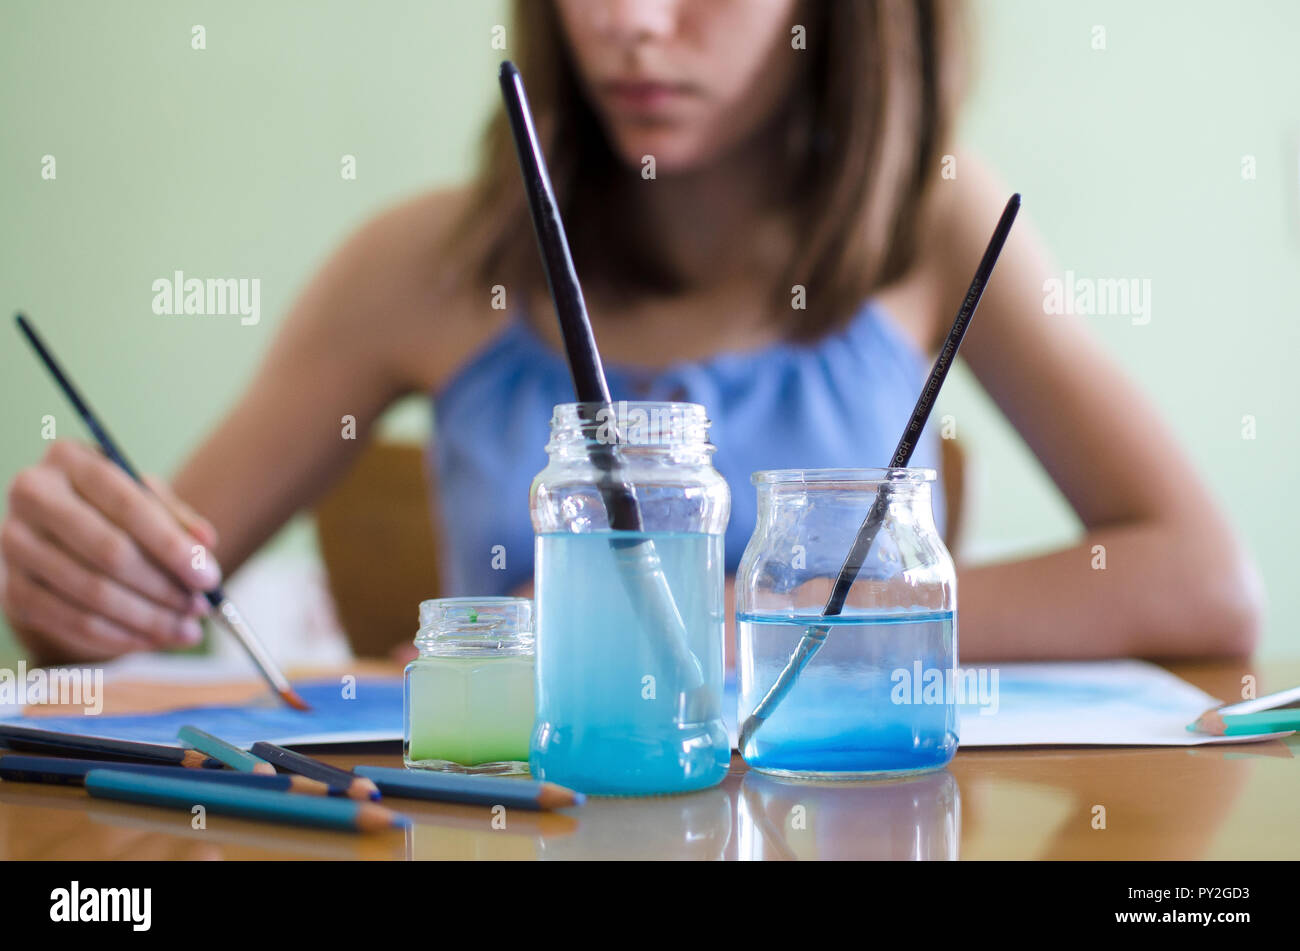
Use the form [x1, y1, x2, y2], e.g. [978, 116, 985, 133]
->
[737, 194, 1020, 752]
[498, 62, 712, 720]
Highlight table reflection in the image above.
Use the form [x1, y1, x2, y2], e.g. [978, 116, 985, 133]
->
[736, 769, 960, 860]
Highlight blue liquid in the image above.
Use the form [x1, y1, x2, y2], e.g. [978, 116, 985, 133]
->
[738, 611, 958, 778]
[532, 531, 729, 796]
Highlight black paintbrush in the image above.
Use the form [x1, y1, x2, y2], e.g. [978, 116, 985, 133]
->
[498, 61, 710, 711]
[13, 313, 310, 711]
[497, 60, 642, 531]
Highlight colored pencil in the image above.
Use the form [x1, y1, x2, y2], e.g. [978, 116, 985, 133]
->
[353, 765, 584, 811]
[0, 723, 221, 769]
[738, 194, 1022, 752]
[12, 313, 310, 712]
[0, 754, 332, 795]
[1194, 684, 1300, 726]
[250, 742, 380, 801]
[83, 769, 407, 833]
[178, 726, 276, 774]
[1190, 709, 1300, 737]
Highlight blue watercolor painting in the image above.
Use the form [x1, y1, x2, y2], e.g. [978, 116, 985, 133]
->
[2, 680, 404, 750]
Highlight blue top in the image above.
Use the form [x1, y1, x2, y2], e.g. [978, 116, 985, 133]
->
[430, 301, 946, 595]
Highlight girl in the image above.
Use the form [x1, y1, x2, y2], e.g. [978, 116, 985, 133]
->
[0, 0, 1261, 665]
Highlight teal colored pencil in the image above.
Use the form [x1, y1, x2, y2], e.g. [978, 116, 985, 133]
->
[178, 726, 276, 775]
[84, 769, 409, 833]
[1191, 708, 1300, 736]
[354, 765, 584, 810]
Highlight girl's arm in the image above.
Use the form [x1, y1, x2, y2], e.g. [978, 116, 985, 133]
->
[173, 191, 488, 576]
[922, 160, 1262, 660]
[2, 191, 489, 663]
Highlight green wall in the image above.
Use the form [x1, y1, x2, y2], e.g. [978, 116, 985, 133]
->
[1, 1, 1296, 665]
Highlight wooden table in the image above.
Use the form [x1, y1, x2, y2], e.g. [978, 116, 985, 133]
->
[1, 659, 1295, 860]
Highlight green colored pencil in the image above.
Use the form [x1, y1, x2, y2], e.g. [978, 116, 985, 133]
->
[178, 726, 276, 775]
[1190, 708, 1300, 736]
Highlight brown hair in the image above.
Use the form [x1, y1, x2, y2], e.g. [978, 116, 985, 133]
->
[450, 0, 968, 341]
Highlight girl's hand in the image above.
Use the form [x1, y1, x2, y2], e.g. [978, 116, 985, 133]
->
[0, 440, 221, 664]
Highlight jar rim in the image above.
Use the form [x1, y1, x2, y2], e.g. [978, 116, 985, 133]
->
[417, 596, 533, 632]
[548, 400, 713, 450]
[553, 400, 708, 415]
[751, 467, 937, 485]
[418, 596, 533, 607]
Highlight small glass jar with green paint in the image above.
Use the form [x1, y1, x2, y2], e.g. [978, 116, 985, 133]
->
[403, 597, 535, 775]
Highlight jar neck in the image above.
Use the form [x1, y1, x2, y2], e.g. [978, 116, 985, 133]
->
[755, 478, 939, 534]
[545, 401, 715, 465]
[415, 633, 535, 658]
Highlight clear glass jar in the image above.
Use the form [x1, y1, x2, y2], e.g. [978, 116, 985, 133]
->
[403, 596, 535, 774]
[736, 468, 957, 780]
[530, 401, 731, 795]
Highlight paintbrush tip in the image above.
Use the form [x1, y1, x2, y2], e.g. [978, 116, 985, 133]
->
[280, 688, 312, 712]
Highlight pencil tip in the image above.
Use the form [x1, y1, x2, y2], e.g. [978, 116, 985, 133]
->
[1192, 711, 1224, 736]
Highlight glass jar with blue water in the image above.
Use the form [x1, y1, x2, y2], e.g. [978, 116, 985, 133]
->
[530, 401, 731, 796]
[736, 468, 958, 780]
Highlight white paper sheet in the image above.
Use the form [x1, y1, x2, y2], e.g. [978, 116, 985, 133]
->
[955, 659, 1292, 747]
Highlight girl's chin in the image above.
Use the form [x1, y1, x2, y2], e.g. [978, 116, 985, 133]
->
[610, 137, 716, 177]
[606, 118, 752, 178]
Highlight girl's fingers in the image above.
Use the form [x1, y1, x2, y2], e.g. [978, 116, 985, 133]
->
[0, 519, 201, 648]
[53, 443, 222, 591]
[2, 570, 154, 661]
[143, 474, 219, 550]
[8, 462, 206, 612]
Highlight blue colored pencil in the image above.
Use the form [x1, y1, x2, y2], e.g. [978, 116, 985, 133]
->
[353, 765, 584, 811]
[0, 754, 334, 795]
[178, 726, 275, 774]
[83, 769, 408, 833]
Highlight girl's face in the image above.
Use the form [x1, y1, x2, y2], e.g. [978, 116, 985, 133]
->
[555, 0, 802, 173]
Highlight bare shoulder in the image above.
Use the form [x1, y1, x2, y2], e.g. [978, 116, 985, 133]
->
[297, 185, 509, 393]
[875, 152, 1020, 353]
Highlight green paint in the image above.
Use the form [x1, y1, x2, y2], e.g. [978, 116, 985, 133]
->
[405, 655, 534, 770]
